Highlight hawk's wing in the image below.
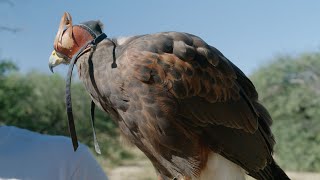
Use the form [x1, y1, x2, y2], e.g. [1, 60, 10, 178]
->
[118, 32, 275, 177]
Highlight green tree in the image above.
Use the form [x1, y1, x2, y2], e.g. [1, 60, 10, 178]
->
[251, 52, 320, 171]
[0, 60, 32, 125]
[0, 60, 133, 165]
[0, 60, 17, 75]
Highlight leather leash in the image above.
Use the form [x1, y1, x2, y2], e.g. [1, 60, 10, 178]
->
[65, 33, 106, 152]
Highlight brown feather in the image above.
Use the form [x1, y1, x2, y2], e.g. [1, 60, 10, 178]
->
[72, 31, 284, 180]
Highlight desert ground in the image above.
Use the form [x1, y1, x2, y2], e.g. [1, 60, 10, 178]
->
[106, 162, 320, 180]
[99, 149, 320, 180]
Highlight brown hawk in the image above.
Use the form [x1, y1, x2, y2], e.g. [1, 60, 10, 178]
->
[49, 12, 289, 180]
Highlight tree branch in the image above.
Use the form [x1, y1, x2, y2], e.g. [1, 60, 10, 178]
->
[0, 0, 14, 7]
[0, 26, 22, 33]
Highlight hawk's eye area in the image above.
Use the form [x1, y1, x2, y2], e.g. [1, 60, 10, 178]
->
[55, 50, 70, 60]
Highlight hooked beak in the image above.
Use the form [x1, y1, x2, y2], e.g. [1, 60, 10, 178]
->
[49, 50, 65, 73]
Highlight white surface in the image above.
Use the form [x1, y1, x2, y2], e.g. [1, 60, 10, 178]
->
[0, 126, 108, 180]
[199, 152, 246, 180]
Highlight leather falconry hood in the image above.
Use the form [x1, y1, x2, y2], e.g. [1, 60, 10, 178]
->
[53, 12, 103, 60]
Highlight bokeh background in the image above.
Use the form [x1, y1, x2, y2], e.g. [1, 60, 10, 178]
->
[1, 1, 320, 179]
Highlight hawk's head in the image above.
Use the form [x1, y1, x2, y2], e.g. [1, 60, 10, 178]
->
[48, 12, 103, 72]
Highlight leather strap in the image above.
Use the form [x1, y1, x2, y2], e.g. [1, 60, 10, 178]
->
[90, 100, 101, 154]
[66, 33, 107, 151]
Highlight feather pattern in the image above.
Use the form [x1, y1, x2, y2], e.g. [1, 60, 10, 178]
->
[72, 31, 288, 180]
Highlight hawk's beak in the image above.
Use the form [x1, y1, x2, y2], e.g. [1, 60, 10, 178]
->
[49, 50, 64, 73]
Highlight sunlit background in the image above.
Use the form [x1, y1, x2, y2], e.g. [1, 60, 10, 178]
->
[1, 1, 320, 74]
[1, 1, 320, 179]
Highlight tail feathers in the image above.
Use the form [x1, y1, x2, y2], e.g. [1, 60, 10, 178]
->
[269, 160, 290, 180]
[250, 159, 290, 180]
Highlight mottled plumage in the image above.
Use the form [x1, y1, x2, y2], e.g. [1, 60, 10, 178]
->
[49, 13, 289, 180]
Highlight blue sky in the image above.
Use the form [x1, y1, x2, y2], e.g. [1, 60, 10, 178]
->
[0, 0, 320, 75]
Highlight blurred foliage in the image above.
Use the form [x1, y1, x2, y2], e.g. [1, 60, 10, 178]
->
[251, 52, 320, 171]
[0, 60, 17, 75]
[0, 59, 134, 165]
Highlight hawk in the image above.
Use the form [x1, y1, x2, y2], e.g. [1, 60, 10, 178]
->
[49, 12, 290, 180]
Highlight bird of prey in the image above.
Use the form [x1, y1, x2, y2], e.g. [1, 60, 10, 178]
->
[49, 12, 290, 180]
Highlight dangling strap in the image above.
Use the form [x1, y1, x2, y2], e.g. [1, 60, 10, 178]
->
[90, 100, 101, 154]
[65, 33, 107, 152]
[66, 40, 92, 151]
